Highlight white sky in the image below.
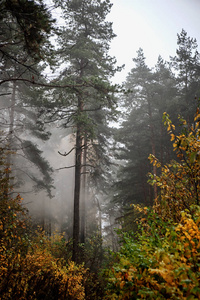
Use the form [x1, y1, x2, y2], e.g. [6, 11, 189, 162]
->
[108, 0, 200, 84]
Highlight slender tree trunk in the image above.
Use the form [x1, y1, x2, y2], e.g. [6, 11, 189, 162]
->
[41, 196, 45, 231]
[160, 118, 164, 166]
[96, 197, 102, 237]
[72, 96, 83, 263]
[109, 214, 116, 252]
[147, 95, 158, 199]
[6, 81, 16, 184]
[96, 196, 103, 265]
[48, 198, 52, 237]
[80, 136, 87, 244]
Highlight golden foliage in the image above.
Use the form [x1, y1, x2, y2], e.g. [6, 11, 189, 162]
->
[149, 109, 200, 222]
[105, 208, 200, 299]
[0, 146, 87, 300]
[0, 229, 86, 299]
[105, 109, 200, 299]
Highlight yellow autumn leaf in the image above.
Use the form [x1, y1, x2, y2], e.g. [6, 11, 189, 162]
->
[149, 268, 174, 285]
[120, 281, 125, 289]
[170, 134, 175, 141]
[194, 113, 200, 121]
[167, 125, 171, 131]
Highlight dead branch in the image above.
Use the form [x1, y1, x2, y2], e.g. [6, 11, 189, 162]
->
[58, 146, 76, 156]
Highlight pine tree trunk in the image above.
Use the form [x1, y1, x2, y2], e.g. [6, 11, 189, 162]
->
[147, 95, 158, 199]
[72, 96, 83, 263]
[6, 81, 16, 182]
[80, 136, 87, 244]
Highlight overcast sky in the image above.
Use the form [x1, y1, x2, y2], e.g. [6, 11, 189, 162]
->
[108, 0, 200, 84]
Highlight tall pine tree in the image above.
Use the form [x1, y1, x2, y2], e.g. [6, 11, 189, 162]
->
[51, 0, 119, 262]
[170, 29, 200, 123]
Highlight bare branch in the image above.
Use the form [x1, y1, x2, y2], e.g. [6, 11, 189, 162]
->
[0, 93, 11, 96]
[56, 163, 95, 171]
[56, 165, 76, 170]
[0, 77, 90, 90]
[58, 146, 76, 156]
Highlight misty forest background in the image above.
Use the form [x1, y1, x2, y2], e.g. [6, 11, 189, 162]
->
[1, 0, 200, 299]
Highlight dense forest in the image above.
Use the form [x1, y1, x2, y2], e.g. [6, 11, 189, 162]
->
[0, 0, 200, 299]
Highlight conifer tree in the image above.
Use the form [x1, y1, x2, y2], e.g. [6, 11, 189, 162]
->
[52, 0, 119, 262]
[0, 0, 55, 225]
[0, 0, 54, 76]
[170, 29, 200, 123]
[113, 50, 177, 229]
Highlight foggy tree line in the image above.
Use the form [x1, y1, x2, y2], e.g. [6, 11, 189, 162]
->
[1, 0, 200, 265]
[112, 29, 200, 231]
[1, 0, 200, 298]
[0, 0, 121, 263]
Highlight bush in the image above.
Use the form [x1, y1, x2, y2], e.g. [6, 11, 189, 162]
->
[104, 207, 200, 299]
[104, 109, 200, 299]
[0, 145, 87, 300]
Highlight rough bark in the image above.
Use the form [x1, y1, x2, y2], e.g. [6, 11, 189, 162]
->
[72, 96, 83, 263]
[6, 81, 16, 183]
[80, 136, 87, 244]
[147, 94, 158, 200]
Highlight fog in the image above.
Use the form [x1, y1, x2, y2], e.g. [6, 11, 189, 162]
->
[24, 129, 75, 236]
[0, 75, 116, 250]
[13, 125, 107, 241]
[1, 0, 198, 255]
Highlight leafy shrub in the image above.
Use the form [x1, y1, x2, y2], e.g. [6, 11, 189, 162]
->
[148, 110, 200, 222]
[0, 145, 87, 300]
[104, 207, 200, 299]
[104, 109, 200, 299]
